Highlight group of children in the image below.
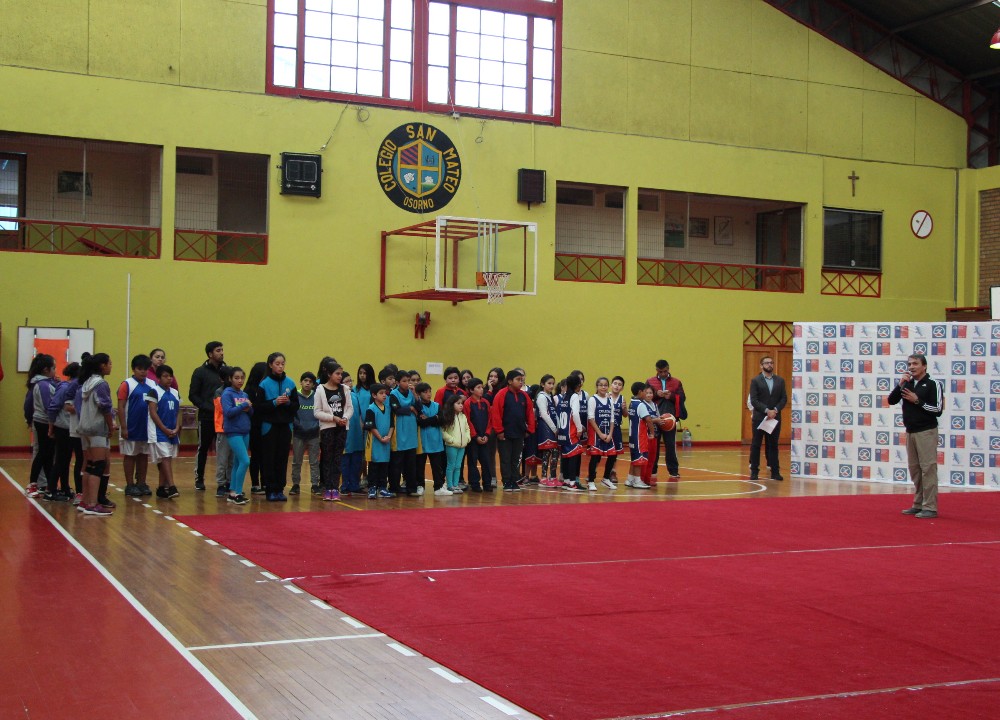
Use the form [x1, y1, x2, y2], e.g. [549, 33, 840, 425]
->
[24, 351, 680, 512]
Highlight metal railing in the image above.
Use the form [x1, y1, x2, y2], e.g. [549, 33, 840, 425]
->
[637, 258, 803, 293]
[554, 253, 625, 284]
[820, 269, 881, 297]
[0, 218, 160, 257]
[174, 230, 268, 265]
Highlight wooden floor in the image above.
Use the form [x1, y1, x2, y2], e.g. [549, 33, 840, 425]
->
[1, 447, 948, 720]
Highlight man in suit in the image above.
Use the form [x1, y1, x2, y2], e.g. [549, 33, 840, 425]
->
[748, 356, 787, 481]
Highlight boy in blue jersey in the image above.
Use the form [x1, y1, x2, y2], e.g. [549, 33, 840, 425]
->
[147, 365, 182, 499]
[117, 354, 154, 497]
[291, 371, 320, 495]
[364, 384, 395, 499]
[414, 382, 447, 495]
[389, 370, 420, 495]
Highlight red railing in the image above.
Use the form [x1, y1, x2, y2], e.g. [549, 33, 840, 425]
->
[820, 269, 881, 297]
[174, 230, 268, 265]
[637, 258, 803, 292]
[0, 218, 160, 257]
[554, 253, 625, 283]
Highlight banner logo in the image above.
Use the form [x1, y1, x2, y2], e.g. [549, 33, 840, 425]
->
[377, 123, 461, 213]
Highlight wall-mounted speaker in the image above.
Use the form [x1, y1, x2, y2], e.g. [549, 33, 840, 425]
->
[517, 168, 546, 207]
[280, 153, 322, 197]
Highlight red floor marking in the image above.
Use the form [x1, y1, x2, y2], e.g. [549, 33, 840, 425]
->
[0, 472, 244, 720]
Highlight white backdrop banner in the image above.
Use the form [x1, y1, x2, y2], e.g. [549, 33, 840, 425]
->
[790, 322, 1000, 489]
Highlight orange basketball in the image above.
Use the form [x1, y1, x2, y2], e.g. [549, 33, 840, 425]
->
[659, 413, 676, 431]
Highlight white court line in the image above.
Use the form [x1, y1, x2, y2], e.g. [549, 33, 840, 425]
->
[341, 539, 1000, 579]
[204, 538, 218, 546]
[388, 642, 417, 657]
[0, 466, 258, 720]
[142, 503, 152, 508]
[175, 522, 189, 528]
[430, 667, 465, 683]
[341, 617, 367, 629]
[188, 632, 385, 652]
[152, 509, 163, 515]
[260, 571, 279, 580]
[284, 584, 304, 594]
[619, 676, 1000, 719]
[163, 515, 174, 521]
[239, 559, 255, 567]
[222, 548, 237, 556]
[310, 599, 332, 610]
[190, 530, 203, 537]
[480, 697, 521, 715]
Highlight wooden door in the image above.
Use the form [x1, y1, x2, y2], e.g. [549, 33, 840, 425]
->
[741, 346, 793, 443]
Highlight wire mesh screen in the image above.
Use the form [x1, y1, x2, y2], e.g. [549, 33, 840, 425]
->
[554, 183, 625, 257]
[175, 150, 269, 264]
[0, 132, 161, 257]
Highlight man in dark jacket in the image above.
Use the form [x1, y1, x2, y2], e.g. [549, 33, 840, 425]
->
[647, 359, 686, 481]
[748, 355, 787, 482]
[888, 353, 944, 519]
[188, 341, 226, 490]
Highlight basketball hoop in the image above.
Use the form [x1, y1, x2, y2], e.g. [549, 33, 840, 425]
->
[481, 271, 511, 304]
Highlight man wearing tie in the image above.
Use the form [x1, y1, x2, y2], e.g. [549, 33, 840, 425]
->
[748, 356, 787, 481]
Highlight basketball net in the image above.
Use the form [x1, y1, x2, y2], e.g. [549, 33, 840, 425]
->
[482, 271, 511, 304]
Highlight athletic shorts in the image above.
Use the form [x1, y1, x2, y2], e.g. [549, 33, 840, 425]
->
[80, 434, 110, 451]
[119, 439, 149, 456]
[149, 442, 178, 464]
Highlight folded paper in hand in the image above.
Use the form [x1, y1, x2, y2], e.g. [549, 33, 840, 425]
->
[757, 417, 778, 435]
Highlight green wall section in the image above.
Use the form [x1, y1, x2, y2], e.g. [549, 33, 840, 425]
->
[0, 0, 988, 446]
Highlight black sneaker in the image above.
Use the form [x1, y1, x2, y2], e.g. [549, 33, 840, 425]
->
[289, 484, 300, 495]
[155, 487, 170, 499]
[228, 493, 249, 505]
[215, 485, 228, 498]
[167, 485, 180, 498]
[194, 478, 206, 491]
[140, 484, 153, 496]
[251, 486, 266, 495]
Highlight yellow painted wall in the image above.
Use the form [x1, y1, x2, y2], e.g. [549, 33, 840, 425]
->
[0, 0, 985, 447]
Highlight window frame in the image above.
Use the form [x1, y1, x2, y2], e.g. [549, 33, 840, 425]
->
[266, 0, 562, 125]
[822, 207, 883, 273]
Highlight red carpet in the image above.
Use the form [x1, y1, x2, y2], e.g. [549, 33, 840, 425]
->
[179, 493, 1000, 720]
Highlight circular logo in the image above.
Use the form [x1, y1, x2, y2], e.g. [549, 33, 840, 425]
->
[376, 123, 461, 213]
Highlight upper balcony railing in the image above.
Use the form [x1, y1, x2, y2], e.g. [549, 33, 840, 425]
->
[174, 230, 268, 265]
[0, 218, 160, 258]
[637, 258, 803, 293]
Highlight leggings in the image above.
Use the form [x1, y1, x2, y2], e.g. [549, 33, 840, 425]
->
[227, 434, 251, 495]
[53, 426, 83, 494]
[445, 446, 466, 488]
[562, 454, 582, 482]
[540, 449, 558, 479]
[588, 454, 618, 481]
[31, 421, 57, 491]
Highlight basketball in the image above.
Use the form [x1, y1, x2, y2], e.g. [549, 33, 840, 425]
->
[659, 413, 676, 431]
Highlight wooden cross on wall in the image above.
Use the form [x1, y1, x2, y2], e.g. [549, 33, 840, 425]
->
[848, 170, 860, 197]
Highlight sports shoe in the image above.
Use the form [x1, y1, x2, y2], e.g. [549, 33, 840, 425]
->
[434, 487, 453, 496]
[42, 491, 71, 502]
[99, 497, 117, 508]
[631, 479, 652, 489]
[563, 481, 585, 492]
[587, 481, 598, 491]
[311, 485, 322, 496]
[416, 486, 425, 496]
[669, 474, 681, 481]
[901, 507, 921, 515]
[84, 504, 113, 516]
[156, 486, 170, 499]
[367, 488, 377, 499]
[378, 489, 396, 498]
[915, 510, 938, 519]
[72, 493, 84, 506]
[601, 478, 617, 490]
[624, 476, 635, 487]
[77, 503, 92, 513]
[228, 493, 249, 505]
[125, 484, 144, 497]
[195, 479, 206, 491]
[510, 485, 522, 492]
[503, 486, 514, 493]
[140, 484, 153, 496]
[458, 482, 469, 491]
[251, 486, 266, 495]
[215, 485, 229, 498]
[25, 483, 40, 497]
[451, 486, 464, 493]
[167, 486, 180, 499]
[289, 484, 300, 495]
[269, 492, 288, 502]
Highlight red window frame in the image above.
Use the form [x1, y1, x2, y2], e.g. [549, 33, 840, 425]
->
[266, 0, 562, 125]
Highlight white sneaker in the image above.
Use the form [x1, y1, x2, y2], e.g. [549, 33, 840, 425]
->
[601, 478, 616, 490]
[451, 486, 464, 493]
[587, 481, 597, 491]
[625, 476, 635, 487]
[632, 479, 652, 489]
[434, 487, 452, 496]
[416, 486, 425, 496]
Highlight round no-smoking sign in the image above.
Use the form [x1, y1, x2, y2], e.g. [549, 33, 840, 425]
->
[911, 210, 933, 238]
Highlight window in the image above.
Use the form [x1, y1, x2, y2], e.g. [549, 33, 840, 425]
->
[268, 0, 561, 123]
[174, 150, 270, 264]
[554, 182, 626, 283]
[823, 209, 881, 271]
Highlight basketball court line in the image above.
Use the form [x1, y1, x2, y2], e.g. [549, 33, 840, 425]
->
[0, 465, 258, 720]
[336, 538, 1000, 579]
[187, 632, 386, 652]
[607, 676, 1000, 719]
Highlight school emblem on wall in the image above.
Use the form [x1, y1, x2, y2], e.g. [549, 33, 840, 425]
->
[376, 123, 461, 213]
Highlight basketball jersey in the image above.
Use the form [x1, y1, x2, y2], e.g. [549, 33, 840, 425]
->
[556, 392, 584, 458]
[146, 386, 180, 444]
[589, 394, 619, 456]
[628, 397, 652, 464]
[364, 402, 393, 463]
[535, 393, 558, 450]
[610, 394, 624, 453]
[123, 376, 155, 442]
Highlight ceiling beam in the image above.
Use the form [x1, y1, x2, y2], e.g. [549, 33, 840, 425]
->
[892, 0, 997, 34]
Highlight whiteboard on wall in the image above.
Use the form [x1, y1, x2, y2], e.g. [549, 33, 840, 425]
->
[17, 327, 95, 372]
